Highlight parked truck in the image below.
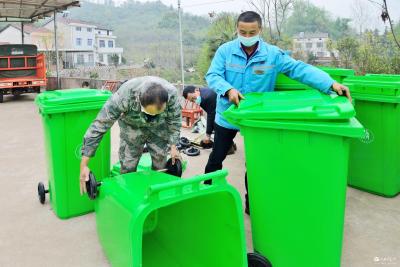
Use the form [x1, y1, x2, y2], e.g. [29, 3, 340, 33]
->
[0, 44, 46, 103]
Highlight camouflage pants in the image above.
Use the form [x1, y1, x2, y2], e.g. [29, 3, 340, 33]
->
[119, 126, 170, 174]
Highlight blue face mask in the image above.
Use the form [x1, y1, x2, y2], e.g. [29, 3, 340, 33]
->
[195, 96, 202, 105]
[238, 34, 259, 47]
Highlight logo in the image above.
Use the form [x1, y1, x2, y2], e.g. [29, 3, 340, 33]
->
[360, 128, 374, 144]
[11, 48, 24, 55]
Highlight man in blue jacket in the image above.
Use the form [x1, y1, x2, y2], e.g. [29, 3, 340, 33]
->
[204, 11, 351, 214]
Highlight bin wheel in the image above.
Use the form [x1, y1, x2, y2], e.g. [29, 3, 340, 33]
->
[184, 147, 200, 157]
[86, 172, 101, 200]
[247, 253, 272, 267]
[37, 182, 48, 204]
[165, 158, 183, 177]
[176, 143, 184, 151]
[179, 137, 191, 148]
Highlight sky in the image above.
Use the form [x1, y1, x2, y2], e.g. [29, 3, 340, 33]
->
[118, 0, 400, 30]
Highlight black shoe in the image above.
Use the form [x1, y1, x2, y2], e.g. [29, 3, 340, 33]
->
[227, 145, 235, 155]
[245, 194, 250, 215]
[245, 205, 250, 216]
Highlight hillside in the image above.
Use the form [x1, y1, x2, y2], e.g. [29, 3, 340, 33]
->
[68, 0, 211, 68]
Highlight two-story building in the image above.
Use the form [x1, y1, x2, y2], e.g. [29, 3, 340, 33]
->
[43, 17, 98, 68]
[0, 15, 123, 68]
[95, 27, 123, 65]
[293, 32, 338, 63]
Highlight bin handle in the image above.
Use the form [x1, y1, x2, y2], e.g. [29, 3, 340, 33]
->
[311, 104, 340, 115]
[145, 169, 228, 203]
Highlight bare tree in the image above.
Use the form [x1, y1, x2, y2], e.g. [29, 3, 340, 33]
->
[351, 0, 371, 36]
[248, 0, 273, 40]
[366, 0, 400, 49]
[248, 0, 294, 41]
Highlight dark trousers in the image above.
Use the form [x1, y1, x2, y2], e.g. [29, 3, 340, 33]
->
[204, 124, 249, 207]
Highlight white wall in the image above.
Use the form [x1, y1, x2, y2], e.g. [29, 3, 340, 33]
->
[70, 23, 96, 50]
[43, 21, 72, 49]
[0, 26, 31, 44]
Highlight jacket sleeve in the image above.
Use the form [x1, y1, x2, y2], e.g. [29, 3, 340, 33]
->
[276, 50, 335, 94]
[205, 45, 235, 96]
[81, 88, 130, 157]
[165, 92, 182, 145]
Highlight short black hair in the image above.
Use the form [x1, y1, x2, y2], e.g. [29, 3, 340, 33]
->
[139, 83, 169, 109]
[82, 81, 90, 87]
[237, 11, 262, 28]
[182, 85, 197, 99]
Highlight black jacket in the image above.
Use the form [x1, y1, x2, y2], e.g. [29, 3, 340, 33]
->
[199, 87, 217, 135]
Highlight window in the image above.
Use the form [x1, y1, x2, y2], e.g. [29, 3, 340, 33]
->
[76, 26, 82, 31]
[317, 42, 323, 48]
[306, 42, 313, 49]
[108, 40, 114, 48]
[87, 28, 92, 32]
[99, 40, 105, 48]
[99, 54, 104, 62]
[88, 39, 93, 46]
[88, 54, 94, 63]
[77, 54, 84, 64]
[76, 38, 82, 46]
[295, 43, 302, 49]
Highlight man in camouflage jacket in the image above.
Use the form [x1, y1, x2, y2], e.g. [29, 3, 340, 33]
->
[79, 76, 182, 194]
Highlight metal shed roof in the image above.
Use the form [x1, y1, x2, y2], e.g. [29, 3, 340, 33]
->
[0, 0, 79, 22]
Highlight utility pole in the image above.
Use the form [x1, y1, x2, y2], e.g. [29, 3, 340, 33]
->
[178, 0, 185, 89]
[21, 22, 24, 44]
[54, 11, 60, 89]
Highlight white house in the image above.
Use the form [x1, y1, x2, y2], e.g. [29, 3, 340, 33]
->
[0, 15, 124, 68]
[95, 27, 123, 65]
[43, 16, 124, 67]
[42, 17, 98, 67]
[293, 32, 338, 61]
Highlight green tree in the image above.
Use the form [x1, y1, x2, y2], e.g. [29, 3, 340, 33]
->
[110, 54, 120, 67]
[196, 13, 237, 81]
[284, 0, 353, 40]
[336, 36, 359, 68]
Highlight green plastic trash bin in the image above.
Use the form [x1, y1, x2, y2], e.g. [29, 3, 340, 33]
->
[276, 67, 355, 91]
[343, 77, 400, 197]
[224, 90, 364, 267]
[35, 89, 111, 219]
[110, 153, 188, 177]
[88, 169, 251, 267]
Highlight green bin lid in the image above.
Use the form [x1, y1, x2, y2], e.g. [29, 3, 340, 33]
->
[318, 67, 355, 77]
[223, 90, 364, 137]
[238, 117, 364, 138]
[224, 90, 355, 121]
[365, 74, 400, 80]
[344, 76, 400, 84]
[35, 88, 112, 114]
[343, 77, 400, 102]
